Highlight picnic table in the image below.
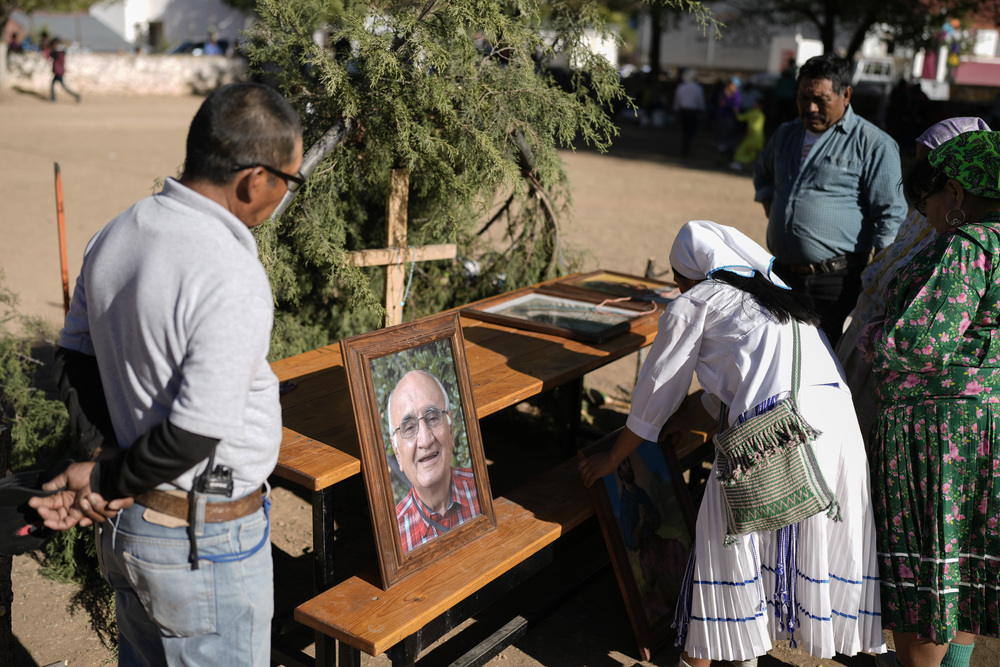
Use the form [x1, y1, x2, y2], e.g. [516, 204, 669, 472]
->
[268, 275, 716, 666]
[270, 284, 662, 588]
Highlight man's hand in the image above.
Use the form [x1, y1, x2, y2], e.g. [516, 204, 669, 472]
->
[28, 461, 133, 530]
[761, 198, 772, 218]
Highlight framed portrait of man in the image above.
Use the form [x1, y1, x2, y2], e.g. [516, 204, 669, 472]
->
[341, 312, 496, 588]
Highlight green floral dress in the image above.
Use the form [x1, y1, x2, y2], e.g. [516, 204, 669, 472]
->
[871, 214, 1000, 642]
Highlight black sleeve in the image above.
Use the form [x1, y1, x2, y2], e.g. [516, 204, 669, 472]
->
[53, 346, 116, 457]
[90, 420, 219, 500]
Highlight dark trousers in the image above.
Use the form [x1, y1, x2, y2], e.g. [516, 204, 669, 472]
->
[678, 109, 699, 155]
[772, 265, 862, 347]
[51, 75, 79, 101]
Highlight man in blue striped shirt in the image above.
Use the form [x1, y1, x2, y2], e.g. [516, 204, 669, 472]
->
[753, 54, 907, 346]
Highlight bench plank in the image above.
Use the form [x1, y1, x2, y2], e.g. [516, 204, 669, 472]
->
[294, 457, 593, 657]
[275, 431, 361, 490]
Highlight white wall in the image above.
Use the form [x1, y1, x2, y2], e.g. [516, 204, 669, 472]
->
[6, 50, 247, 95]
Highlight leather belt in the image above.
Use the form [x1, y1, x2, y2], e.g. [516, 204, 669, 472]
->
[781, 255, 860, 276]
[135, 489, 263, 523]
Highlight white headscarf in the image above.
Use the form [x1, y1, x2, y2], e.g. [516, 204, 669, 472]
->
[668, 220, 789, 289]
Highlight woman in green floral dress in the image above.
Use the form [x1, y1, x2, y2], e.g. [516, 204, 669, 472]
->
[869, 130, 1000, 667]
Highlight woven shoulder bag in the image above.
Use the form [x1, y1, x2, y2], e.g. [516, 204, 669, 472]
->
[714, 320, 840, 545]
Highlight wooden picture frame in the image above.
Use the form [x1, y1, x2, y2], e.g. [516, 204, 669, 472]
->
[460, 284, 657, 344]
[556, 270, 680, 304]
[580, 428, 697, 661]
[341, 312, 497, 588]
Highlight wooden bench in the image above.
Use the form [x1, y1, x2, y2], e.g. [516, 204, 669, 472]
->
[292, 418, 717, 667]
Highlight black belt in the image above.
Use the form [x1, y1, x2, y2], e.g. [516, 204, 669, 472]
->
[779, 255, 863, 276]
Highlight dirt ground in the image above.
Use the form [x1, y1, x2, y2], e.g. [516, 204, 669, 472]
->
[1, 91, 997, 667]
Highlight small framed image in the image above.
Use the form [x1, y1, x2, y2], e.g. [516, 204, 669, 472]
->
[341, 312, 496, 588]
[556, 270, 680, 304]
[460, 285, 657, 344]
[580, 428, 697, 661]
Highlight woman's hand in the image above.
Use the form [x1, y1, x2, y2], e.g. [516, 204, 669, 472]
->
[579, 427, 645, 487]
[579, 451, 619, 488]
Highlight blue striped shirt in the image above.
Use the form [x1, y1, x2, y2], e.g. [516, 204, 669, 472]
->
[753, 107, 907, 265]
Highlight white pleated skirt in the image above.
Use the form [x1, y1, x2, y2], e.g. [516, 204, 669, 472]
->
[678, 384, 885, 661]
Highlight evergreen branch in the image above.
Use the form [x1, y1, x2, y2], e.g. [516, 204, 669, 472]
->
[477, 191, 516, 236]
[526, 173, 563, 277]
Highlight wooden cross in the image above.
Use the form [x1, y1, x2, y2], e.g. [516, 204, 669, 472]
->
[345, 169, 457, 327]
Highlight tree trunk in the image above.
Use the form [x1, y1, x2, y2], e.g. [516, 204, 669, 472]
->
[821, 0, 837, 54]
[0, 40, 8, 93]
[648, 5, 662, 79]
[0, 423, 13, 667]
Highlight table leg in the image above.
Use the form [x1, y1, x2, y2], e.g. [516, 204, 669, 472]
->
[555, 376, 584, 452]
[312, 487, 335, 590]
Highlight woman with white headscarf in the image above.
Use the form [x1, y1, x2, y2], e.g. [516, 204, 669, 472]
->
[580, 220, 884, 666]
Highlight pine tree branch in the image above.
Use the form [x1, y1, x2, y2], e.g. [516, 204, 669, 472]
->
[477, 191, 516, 236]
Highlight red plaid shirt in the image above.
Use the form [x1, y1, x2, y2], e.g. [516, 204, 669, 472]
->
[396, 468, 480, 553]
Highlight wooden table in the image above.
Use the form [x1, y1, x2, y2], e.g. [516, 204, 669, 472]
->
[269, 302, 663, 590]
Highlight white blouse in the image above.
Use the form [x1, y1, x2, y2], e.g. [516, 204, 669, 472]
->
[626, 280, 848, 442]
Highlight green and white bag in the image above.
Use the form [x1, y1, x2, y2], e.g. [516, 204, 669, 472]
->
[713, 321, 840, 545]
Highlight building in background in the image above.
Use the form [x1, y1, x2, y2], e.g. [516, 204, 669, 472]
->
[88, 0, 254, 54]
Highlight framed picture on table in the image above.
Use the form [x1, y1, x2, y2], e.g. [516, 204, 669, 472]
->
[556, 270, 681, 305]
[580, 427, 697, 661]
[460, 285, 657, 344]
[341, 312, 496, 589]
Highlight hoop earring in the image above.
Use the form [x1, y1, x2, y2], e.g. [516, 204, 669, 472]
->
[946, 208, 967, 228]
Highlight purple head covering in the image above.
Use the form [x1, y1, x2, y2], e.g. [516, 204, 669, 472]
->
[917, 117, 991, 150]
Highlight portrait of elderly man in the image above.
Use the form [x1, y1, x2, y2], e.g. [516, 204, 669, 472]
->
[387, 369, 481, 553]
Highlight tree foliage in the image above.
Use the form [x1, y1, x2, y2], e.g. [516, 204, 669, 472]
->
[0, 270, 116, 649]
[726, 0, 1000, 61]
[241, 0, 712, 359]
[0, 271, 70, 471]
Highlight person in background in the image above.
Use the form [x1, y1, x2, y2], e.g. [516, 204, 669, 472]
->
[868, 129, 1000, 667]
[48, 38, 81, 103]
[203, 30, 223, 56]
[753, 53, 908, 345]
[580, 220, 883, 667]
[770, 63, 799, 133]
[712, 76, 742, 164]
[30, 82, 303, 665]
[729, 97, 765, 172]
[673, 68, 706, 157]
[834, 117, 991, 443]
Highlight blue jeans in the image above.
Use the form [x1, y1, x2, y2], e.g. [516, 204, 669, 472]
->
[97, 494, 273, 666]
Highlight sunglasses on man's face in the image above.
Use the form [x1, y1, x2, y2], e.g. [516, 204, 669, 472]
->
[232, 164, 306, 192]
